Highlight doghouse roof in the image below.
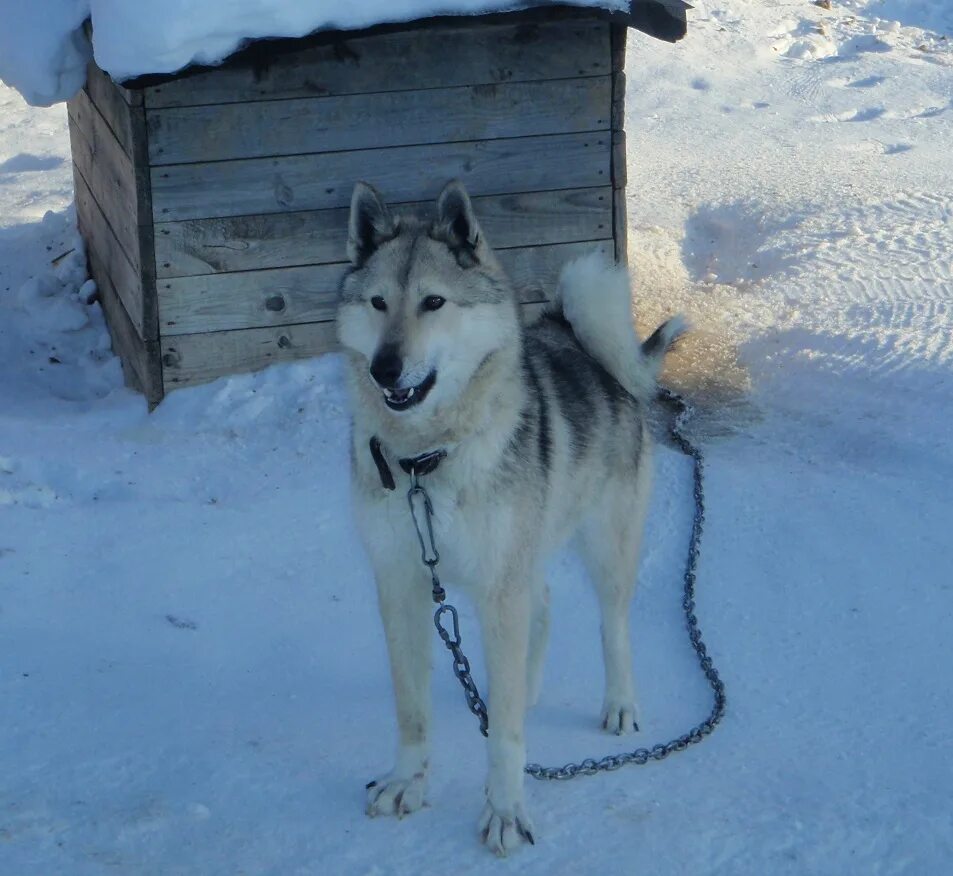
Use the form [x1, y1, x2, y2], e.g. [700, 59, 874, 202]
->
[0, 1, 689, 107]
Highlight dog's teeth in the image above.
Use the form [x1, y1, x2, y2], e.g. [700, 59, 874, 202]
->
[407, 387, 416, 398]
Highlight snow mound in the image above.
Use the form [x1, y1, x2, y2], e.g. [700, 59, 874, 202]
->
[1, 208, 124, 409]
[0, 0, 628, 107]
[0, 2, 91, 107]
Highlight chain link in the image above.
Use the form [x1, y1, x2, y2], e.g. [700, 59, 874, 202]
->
[405, 387, 726, 779]
[407, 472, 489, 736]
[434, 603, 489, 737]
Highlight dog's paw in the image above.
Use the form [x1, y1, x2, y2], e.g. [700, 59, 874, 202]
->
[600, 699, 640, 735]
[478, 800, 536, 856]
[365, 772, 427, 819]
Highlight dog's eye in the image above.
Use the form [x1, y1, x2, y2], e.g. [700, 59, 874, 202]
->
[422, 295, 446, 312]
[370, 296, 387, 312]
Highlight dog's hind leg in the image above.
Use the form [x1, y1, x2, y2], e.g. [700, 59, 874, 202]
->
[526, 575, 550, 708]
[365, 557, 433, 818]
[578, 456, 652, 735]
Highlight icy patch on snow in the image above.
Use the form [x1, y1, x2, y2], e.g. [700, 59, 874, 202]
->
[628, 221, 757, 443]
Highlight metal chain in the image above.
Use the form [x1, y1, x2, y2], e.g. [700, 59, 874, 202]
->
[405, 387, 726, 778]
[525, 388, 726, 779]
[408, 476, 489, 737]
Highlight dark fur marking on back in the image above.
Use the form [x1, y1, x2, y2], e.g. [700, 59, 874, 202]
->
[505, 408, 535, 475]
[522, 356, 551, 480]
[504, 362, 536, 477]
[540, 345, 597, 461]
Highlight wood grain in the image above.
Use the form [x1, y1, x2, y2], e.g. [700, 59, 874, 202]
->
[158, 239, 610, 336]
[67, 94, 141, 258]
[73, 166, 147, 340]
[147, 77, 610, 165]
[69, 87, 160, 342]
[145, 19, 609, 108]
[84, 62, 138, 159]
[87, 244, 163, 405]
[610, 24, 628, 265]
[161, 321, 339, 388]
[151, 132, 611, 222]
[154, 187, 613, 278]
[161, 296, 574, 390]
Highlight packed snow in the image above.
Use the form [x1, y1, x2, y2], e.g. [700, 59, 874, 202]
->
[0, 0, 630, 106]
[2, 0, 952, 872]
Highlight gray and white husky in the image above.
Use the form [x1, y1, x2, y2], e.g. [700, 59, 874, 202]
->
[337, 180, 684, 856]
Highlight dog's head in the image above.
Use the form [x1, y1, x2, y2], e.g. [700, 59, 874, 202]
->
[337, 181, 518, 417]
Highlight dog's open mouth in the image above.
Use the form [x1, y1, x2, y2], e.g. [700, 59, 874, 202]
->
[382, 371, 437, 411]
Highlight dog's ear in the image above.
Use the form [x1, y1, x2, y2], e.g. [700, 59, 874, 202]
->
[432, 180, 484, 268]
[347, 182, 397, 267]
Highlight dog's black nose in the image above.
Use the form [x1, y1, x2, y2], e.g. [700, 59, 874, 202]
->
[370, 345, 403, 389]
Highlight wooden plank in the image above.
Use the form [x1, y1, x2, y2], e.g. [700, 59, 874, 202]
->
[611, 128, 628, 191]
[160, 297, 577, 391]
[84, 62, 137, 158]
[68, 86, 158, 339]
[159, 239, 610, 336]
[67, 89, 140, 222]
[151, 132, 611, 222]
[161, 321, 339, 389]
[160, 264, 341, 335]
[67, 95, 141, 264]
[145, 19, 609, 108]
[73, 165, 149, 340]
[612, 187, 628, 267]
[87, 235, 163, 405]
[611, 69, 626, 135]
[610, 24, 628, 266]
[611, 21, 628, 74]
[155, 187, 613, 278]
[611, 130, 628, 266]
[148, 77, 611, 166]
[161, 297, 556, 390]
[502, 239, 613, 303]
[131, 184, 161, 348]
[68, 89, 159, 341]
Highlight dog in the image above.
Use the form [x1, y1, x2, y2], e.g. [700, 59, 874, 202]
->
[336, 180, 684, 855]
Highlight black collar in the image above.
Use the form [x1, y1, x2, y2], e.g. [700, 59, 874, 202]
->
[369, 437, 447, 491]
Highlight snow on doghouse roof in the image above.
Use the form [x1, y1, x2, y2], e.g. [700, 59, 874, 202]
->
[0, 0, 688, 107]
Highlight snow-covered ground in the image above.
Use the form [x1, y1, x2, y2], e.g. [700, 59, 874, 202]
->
[2, 1, 952, 872]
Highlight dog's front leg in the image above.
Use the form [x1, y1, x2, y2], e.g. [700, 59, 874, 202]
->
[476, 576, 535, 855]
[365, 560, 432, 819]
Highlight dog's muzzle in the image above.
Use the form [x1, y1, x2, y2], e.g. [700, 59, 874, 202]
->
[380, 371, 437, 410]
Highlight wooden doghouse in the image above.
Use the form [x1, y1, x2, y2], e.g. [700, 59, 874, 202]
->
[67, 3, 688, 405]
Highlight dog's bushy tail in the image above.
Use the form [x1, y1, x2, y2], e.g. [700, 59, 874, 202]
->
[554, 251, 687, 403]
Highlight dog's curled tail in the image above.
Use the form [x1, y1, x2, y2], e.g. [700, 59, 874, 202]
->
[554, 251, 687, 403]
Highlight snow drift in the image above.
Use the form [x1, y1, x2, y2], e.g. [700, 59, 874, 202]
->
[0, 0, 630, 107]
